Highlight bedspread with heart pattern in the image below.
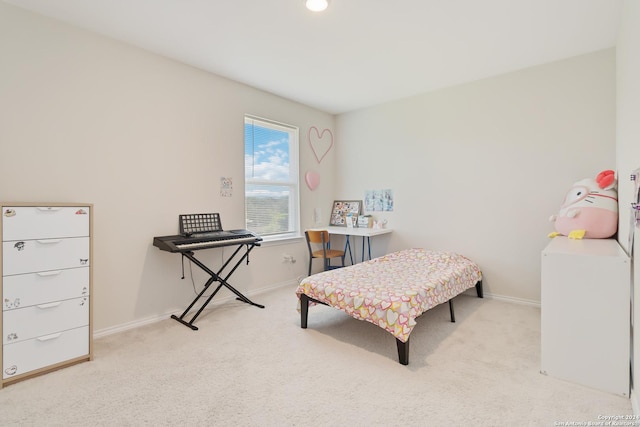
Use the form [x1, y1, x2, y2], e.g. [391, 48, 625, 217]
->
[296, 248, 482, 343]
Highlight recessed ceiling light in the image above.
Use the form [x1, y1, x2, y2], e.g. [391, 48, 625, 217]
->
[306, 0, 329, 12]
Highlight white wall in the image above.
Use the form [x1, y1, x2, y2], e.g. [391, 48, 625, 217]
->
[616, 0, 640, 410]
[0, 2, 622, 334]
[0, 3, 339, 333]
[336, 49, 616, 303]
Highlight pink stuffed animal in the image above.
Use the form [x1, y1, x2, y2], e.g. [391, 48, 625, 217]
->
[548, 170, 618, 239]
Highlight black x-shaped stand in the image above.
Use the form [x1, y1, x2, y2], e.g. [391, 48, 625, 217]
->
[171, 243, 264, 330]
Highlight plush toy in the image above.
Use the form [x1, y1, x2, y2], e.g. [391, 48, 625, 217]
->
[548, 170, 618, 239]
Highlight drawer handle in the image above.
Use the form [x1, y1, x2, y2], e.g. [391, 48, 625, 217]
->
[37, 270, 62, 277]
[36, 239, 62, 244]
[37, 333, 62, 341]
[36, 302, 61, 309]
[36, 207, 62, 212]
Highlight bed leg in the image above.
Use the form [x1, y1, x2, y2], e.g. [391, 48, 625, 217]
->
[476, 280, 484, 298]
[396, 338, 409, 365]
[449, 299, 455, 323]
[300, 294, 309, 328]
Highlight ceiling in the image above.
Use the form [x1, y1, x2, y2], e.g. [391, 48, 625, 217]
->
[4, 0, 623, 114]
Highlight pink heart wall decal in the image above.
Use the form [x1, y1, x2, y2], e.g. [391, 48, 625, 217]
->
[309, 127, 334, 164]
[305, 171, 320, 191]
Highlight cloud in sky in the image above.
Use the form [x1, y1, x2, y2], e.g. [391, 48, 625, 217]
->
[245, 123, 292, 197]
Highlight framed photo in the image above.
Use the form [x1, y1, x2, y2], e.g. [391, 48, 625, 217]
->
[329, 200, 363, 226]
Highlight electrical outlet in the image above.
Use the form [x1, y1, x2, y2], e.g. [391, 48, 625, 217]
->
[282, 254, 296, 263]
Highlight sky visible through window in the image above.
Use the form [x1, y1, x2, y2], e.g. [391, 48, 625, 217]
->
[244, 120, 296, 235]
[244, 123, 290, 197]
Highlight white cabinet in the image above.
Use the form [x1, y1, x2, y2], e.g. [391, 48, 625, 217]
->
[541, 237, 630, 396]
[1, 203, 92, 388]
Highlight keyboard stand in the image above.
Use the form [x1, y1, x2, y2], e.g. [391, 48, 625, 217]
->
[170, 243, 264, 330]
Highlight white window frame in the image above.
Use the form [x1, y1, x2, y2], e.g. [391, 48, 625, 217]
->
[244, 114, 301, 242]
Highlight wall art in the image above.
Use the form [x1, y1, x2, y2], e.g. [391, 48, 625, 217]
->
[364, 189, 394, 211]
[309, 126, 333, 164]
[329, 200, 362, 226]
[305, 171, 320, 191]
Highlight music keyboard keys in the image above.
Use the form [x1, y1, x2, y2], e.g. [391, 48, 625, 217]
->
[153, 229, 262, 253]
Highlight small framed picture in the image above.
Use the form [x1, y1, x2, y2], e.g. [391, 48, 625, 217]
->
[329, 200, 363, 226]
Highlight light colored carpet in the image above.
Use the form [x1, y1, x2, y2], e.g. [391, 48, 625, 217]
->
[0, 284, 632, 426]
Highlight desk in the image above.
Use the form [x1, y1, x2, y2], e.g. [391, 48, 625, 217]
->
[321, 226, 392, 264]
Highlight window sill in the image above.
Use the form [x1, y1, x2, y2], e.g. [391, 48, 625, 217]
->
[259, 235, 304, 247]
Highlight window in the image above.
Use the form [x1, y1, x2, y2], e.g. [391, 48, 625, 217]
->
[244, 115, 300, 240]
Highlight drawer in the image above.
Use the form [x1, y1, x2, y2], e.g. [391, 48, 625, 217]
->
[2, 206, 89, 241]
[3, 296, 89, 345]
[2, 237, 89, 276]
[3, 325, 89, 379]
[3, 267, 89, 311]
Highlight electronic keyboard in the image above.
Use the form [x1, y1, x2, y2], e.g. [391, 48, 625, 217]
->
[153, 229, 262, 253]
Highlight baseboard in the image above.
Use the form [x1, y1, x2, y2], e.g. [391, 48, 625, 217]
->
[93, 279, 299, 339]
[632, 389, 640, 415]
[93, 312, 171, 339]
[469, 289, 541, 308]
[95, 281, 540, 339]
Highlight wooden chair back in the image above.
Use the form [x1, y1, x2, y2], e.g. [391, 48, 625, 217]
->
[305, 230, 344, 275]
[306, 230, 330, 245]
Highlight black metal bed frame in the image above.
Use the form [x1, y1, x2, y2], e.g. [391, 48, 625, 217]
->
[299, 280, 483, 365]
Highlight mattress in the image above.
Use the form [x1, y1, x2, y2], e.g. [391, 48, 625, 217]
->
[296, 248, 482, 343]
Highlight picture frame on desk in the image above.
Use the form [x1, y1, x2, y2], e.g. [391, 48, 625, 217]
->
[329, 200, 362, 226]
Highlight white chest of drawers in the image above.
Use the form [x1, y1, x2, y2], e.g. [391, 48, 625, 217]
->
[1, 203, 92, 388]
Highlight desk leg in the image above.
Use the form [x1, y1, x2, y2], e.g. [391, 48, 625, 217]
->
[360, 236, 372, 262]
[343, 236, 354, 265]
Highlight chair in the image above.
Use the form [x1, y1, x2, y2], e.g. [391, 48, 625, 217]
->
[305, 230, 345, 276]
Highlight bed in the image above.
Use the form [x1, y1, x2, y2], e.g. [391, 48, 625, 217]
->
[296, 248, 483, 365]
